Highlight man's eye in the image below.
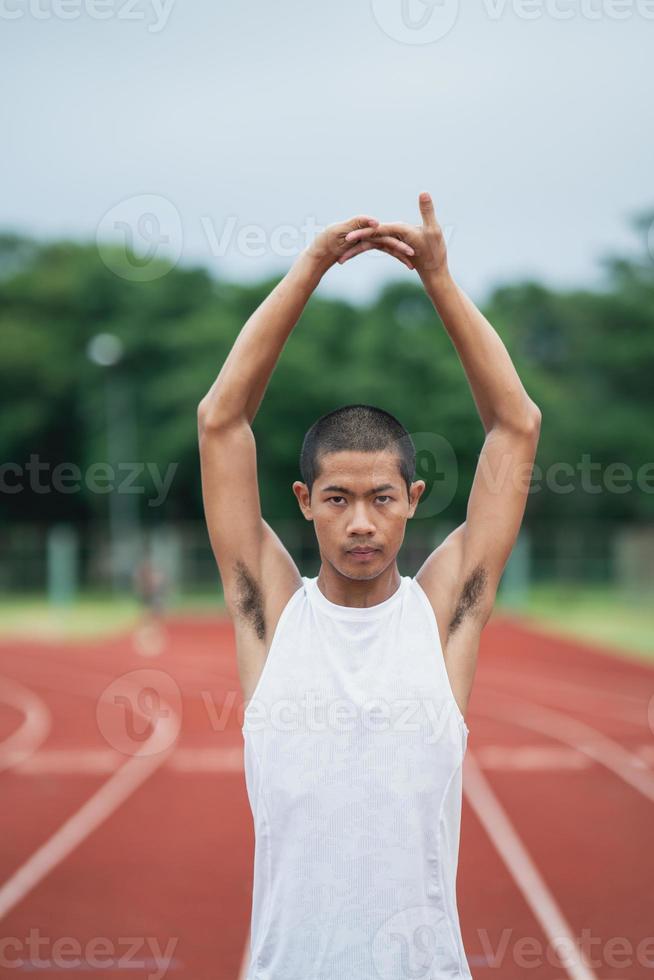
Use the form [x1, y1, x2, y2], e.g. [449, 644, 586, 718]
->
[326, 495, 392, 504]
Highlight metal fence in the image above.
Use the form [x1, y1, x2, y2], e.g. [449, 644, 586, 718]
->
[1, 519, 653, 605]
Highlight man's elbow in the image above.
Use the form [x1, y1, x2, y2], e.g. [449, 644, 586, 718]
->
[197, 397, 227, 436]
[197, 399, 248, 439]
[513, 400, 542, 437]
[197, 398, 213, 438]
[526, 401, 542, 435]
[494, 402, 542, 438]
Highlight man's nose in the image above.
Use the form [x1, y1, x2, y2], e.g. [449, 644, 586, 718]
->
[346, 502, 376, 534]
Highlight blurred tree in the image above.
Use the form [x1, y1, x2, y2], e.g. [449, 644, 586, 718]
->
[1, 209, 652, 528]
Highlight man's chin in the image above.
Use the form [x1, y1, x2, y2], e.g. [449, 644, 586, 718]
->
[346, 548, 380, 565]
[333, 552, 383, 578]
[322, 550, 389, 579]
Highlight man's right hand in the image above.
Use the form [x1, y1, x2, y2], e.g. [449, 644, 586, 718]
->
[304, 214, 416, 274]
[335, 193, 448, 282]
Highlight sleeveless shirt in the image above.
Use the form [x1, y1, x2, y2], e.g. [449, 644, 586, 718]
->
[241, 573, 472, 980]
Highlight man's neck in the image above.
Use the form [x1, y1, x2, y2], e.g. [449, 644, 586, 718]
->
[316, 563, 401, 608]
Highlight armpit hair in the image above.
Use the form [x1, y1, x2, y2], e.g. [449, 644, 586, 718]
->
[448, 563, 489, 636]
[233, 560, 266, 641]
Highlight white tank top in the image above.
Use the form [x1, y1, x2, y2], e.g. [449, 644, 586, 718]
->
[241, 573, 472, 980]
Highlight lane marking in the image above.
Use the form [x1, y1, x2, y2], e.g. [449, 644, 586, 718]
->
[7, 746, 244, 775]
[478, 688, 654, 803]
[169, 746, 244, 772]
[8, 743, 654, 775]
[12, 748, 122, 774]
[463, 750, 600, 980]
[475, 745, 592, 770]
[481, 668, 651, 726]
[0, 676, 51, 773]
[0, 681, 180, 923]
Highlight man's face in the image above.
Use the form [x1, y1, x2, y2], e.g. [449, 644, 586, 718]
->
[292, 450, 426, 579]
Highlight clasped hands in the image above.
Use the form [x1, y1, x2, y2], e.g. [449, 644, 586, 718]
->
[305, 191, 449, 282]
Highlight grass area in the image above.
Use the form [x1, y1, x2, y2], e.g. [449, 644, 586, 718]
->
[0, 590, 226, 643]
[0, 584, 651, 665]
[0, 594, 144, 642]
[495, 582, 654, 664]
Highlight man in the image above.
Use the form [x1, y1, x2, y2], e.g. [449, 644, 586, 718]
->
[198, 193, 541, 979]
[131, 554, 168, 657]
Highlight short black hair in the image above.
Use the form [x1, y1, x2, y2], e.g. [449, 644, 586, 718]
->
[299, 403, 415, 499]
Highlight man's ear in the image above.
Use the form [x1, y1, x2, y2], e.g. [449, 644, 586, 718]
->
[408, 479, 426, 518]
[292, 480, 313, 520]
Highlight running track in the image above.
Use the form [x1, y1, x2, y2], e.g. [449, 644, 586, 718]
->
[0, 611, 652, 979]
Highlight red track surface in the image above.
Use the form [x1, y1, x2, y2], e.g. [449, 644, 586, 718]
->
[0, 612, 652, 980]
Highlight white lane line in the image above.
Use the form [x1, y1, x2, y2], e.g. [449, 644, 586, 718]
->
[169, 747, 244, 772]
[0, 683, 180, 923]
[11, 743, 654, 775]
[478, 688, 654, 803]
[481, 667, 652, 726]
[0, 676, 52, 773]
[463, 750, 600, 980]
[12, 748, 123, 774]
[10, 746, 244, 775]
[475, 745, 592, 770]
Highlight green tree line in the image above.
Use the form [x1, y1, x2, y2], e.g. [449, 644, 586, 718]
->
[1, 212, 652, 529]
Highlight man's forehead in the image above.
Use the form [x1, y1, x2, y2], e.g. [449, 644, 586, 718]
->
[317, 450, 400, 483]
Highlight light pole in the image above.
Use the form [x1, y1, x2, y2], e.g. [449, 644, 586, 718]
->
[86, 333, 142, 595]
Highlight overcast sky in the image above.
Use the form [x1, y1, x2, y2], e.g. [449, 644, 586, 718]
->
[2, 0, 652, 304]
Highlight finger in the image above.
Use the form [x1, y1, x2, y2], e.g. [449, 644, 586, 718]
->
[347, 215, 379, 231]
[338, 237, 413, 263]
[371, 235, 415, 256]
[339, 240, 414, 270]
[378, 243, 414, 270]
[345, 222, 411, 244]
[337, 241, 375, 264]
[418, 191, 437, 228]
[343, 226, 380, 244]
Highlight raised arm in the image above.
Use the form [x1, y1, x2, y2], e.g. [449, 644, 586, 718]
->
[197, 250, 319, 636]
[341, 195, 541, 718]
[413, 195, 541, 621]
[417, 269, 541, 718]
[197, 214, 414, 700]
